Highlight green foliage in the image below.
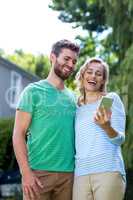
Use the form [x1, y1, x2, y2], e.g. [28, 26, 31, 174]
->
[50, 0, 107, 32]
[6, 50, 36, 73]
[99, 0, 133, 59]
[50, 0, 123, 79]
[120, 45, 133, 169]
[0, 118, 16, 171]
[76, 34, 96, 58]
[50, 0, 133, 64]
[35, 54, 51, 78]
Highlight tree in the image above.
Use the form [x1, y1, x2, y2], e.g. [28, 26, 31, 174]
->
[99, 0, 133, 169]
[35, 54, 51, 78]
[50, 0, 107, 32]
[50, 0, 121, 77]
[0, 118, 16, 170]
[99, 0, 133, 59]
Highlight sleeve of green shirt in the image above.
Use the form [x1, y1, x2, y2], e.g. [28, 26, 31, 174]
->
[17, 84, 33, 115]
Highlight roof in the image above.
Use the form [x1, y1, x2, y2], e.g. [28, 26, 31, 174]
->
[0, 56, 40, 81]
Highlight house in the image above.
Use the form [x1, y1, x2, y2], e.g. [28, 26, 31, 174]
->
[0, 56, 40, 118]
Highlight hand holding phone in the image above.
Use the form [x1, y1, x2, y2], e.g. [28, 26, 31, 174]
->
[94, 96, 113, 126]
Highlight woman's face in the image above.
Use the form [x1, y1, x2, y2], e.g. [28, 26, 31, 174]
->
[83, 61, 105, 92]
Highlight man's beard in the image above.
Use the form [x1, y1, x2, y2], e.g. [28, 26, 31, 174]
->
[54, 61, 73, 80]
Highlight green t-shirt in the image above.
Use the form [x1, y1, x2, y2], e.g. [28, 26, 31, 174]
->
[17, 80, 76, 172]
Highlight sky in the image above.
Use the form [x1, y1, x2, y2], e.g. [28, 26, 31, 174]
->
[0, 0, 83, 55]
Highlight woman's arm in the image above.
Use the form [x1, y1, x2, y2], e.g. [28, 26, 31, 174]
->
[94, 93, 126, 145]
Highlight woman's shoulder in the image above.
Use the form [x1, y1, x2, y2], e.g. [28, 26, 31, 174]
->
[106, 92, 124, 109]
[106, 92, 120, 100]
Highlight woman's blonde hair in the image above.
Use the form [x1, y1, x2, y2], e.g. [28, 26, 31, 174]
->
[76, 57, 109, 106]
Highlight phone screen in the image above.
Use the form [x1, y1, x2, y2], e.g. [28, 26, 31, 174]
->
[99, 97, 113, 110]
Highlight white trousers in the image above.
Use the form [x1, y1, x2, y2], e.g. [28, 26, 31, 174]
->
[73, 172, 126, 200]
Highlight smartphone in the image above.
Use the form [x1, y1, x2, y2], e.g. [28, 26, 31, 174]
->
[98, 96, 113, 110]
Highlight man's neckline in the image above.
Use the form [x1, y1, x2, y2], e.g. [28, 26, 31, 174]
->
[44, 79, 66, 92]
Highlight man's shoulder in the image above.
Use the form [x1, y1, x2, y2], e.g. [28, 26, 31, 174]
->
[65, 87, 77, 103]
[25, 80, 48, 90]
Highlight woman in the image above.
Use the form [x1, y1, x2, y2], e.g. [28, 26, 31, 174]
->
[73, 58, 126, 200]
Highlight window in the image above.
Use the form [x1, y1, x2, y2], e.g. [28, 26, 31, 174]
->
[8, 71, 22, 109]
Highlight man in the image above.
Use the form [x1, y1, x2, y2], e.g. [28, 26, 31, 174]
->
[13, 39, 80, 200]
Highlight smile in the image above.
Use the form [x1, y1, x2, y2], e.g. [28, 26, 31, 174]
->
[63, 67, 71, 73]
[87, 80, 97, 85]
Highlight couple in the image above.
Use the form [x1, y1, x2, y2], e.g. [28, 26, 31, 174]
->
[13, 39, 126, 200]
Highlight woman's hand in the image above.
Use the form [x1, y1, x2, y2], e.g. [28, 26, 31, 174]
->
[94, 107, 112, 129]
[94, 107, 120, 138]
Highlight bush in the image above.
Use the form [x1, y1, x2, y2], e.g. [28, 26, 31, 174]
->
[0, 118, 17, 170]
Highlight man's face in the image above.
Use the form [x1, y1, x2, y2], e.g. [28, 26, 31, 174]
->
[52, 48, 78, 80]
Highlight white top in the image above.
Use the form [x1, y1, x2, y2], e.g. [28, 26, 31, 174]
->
[75, 92, 126, 177]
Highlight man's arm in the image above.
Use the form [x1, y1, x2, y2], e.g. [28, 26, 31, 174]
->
[13, 110, 31, 174]
[13, 110, 43, 199]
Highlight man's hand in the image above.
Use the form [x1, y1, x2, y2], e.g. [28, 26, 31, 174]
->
[22, 169, 43, 200]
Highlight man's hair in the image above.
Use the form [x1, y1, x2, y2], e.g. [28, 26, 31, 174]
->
[51, 39, 80, 56]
